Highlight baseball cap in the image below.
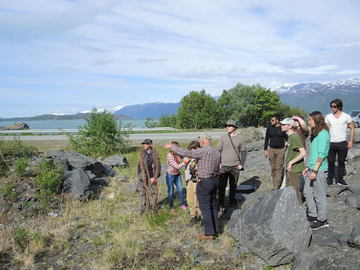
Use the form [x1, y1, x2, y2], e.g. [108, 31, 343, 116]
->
[280, 118, 295, 126]
[141, 139, 153, 144]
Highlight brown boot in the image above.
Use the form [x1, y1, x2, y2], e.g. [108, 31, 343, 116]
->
[196, 234, 216, 240]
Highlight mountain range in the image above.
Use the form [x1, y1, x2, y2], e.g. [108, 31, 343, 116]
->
[1, 77, 359, 121]
[274, 77, 360, 114]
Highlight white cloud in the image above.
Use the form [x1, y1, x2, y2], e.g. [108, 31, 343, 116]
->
[1, 0, 360, 117]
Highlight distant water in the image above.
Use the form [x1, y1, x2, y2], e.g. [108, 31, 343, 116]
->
[0, 119, 147, 129]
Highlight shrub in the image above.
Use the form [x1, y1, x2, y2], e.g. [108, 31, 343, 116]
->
[0, 139, 36, 176]
[14, 157, 30, 176]
[13, 227, 30, 251]
[35, 161, 63, 195]
[68, 109, 129, 156]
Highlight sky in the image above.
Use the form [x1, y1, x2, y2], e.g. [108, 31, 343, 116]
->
[1, 0, 360, 117]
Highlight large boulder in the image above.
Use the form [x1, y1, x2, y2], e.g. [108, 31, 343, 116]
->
[310, 227, 348, 248]
[62, 168, 90, 200]
[344, 192, 360, 209]
[102, 155, 128, 167]
[348, 221, 360, 248]
[292, 245, 360, 270]
[4, 122, 30, 130]
[47, 151, 104, 177]
[228, 187, 311, 266]
[239, 127, 264, 144]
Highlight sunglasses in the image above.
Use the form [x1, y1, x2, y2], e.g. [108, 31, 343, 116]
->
[330, 105, 337, 108]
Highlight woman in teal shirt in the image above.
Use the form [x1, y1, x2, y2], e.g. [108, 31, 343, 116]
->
[303, 111, 330, 230]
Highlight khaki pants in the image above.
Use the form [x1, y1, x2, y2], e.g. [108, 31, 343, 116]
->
[286, 171, 302, 204]
[186, 180, 201, 217]
[268, 148, 285, 187]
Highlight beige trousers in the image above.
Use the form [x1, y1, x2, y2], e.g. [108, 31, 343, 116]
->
[268, 148, 285, 187]
[186, 180, 201, 217]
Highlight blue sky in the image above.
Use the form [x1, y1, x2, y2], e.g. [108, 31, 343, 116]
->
[1, 0, 360, 117]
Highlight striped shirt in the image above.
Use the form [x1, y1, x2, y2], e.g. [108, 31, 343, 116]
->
[166, 152, 184, 175]
[170, 145, 220, 179]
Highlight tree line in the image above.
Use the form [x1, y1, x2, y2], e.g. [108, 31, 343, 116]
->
[145, 83, 306, 129]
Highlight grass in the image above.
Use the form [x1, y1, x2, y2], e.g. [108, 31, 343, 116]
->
[0, 138, 292, 270]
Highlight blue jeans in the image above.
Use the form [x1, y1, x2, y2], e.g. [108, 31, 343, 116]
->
[166, 173, 185, 208]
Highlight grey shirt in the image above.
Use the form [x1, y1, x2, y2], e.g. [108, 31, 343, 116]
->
[217, 133, 247, 166]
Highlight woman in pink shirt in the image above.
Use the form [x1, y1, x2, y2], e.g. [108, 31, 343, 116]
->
[166, 141, 187, 211]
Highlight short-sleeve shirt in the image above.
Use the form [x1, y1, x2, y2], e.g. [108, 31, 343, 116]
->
[286, 133, 305, 173]
[325, 112, 352, 142]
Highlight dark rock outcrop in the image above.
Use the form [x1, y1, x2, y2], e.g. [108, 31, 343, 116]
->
[102, 155, 128, 167]
[228, 187, 311, 266]
[292, 245, 360, 270]
[62, 169, 91, 200]
[1, 122, 30, 130]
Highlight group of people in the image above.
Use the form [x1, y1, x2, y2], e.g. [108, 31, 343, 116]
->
[264, 98, 355, 230]
[137, 98, 355, 239]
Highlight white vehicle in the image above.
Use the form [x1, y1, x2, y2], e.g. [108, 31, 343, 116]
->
[350, 110, 360, 128]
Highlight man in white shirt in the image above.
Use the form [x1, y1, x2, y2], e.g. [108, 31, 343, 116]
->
[325, 99, 355, 186]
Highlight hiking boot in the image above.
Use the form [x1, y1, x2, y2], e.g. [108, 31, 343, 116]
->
[311, 219, 329, 230]
[337, 180, 348, 186]
[274, 185, 280, 189]
[196, 234, 216, 240]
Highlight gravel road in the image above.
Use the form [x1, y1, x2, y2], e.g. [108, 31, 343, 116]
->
[1, 131, 225, 144]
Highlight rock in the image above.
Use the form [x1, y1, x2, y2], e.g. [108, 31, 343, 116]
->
[102, 164, 117, 177]
[228, 187, 311, 267]
[347, 147, 360, 159]
[239, 127, 264, 144]
[345, 192, 360, 209]
[233, 242, 250, 255]
[48, 151, 104, 177]
[85, 170, 96, 181]
[91, 177, 109, 187]
[4, 122, 29, 130]
[310, 227, 348, 248]
[62, 169, 90, 200]
[102, 155, 128, 167]
[326, 185, 349, 197]
[348, 221, 360, 248]
[292, 245, 360, 270]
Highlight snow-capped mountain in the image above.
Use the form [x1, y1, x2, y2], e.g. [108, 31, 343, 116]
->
[273, 77, 360, 113]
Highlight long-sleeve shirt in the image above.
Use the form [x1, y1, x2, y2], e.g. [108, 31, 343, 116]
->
[308, 129, 330, 171]
[264, 124, 288, 150]
[170, 145, 220, 179]
[217, 133, 247, 166]
[166, 152, 183, 175]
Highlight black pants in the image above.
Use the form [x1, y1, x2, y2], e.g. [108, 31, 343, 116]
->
[218, 165, 240, 208]
[327, 141, 348, 184]
[196, 177, 219, 236]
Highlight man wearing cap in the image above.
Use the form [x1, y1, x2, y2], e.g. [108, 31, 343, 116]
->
[165, 134, 220, 240]
[280, 118, 306, 203]
[217, 119, 247, 213]
[138, 139, 161, 213]
[264, 115, 288, 189]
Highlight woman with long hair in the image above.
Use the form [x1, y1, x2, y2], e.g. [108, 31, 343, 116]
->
[303, 111, 330, 230]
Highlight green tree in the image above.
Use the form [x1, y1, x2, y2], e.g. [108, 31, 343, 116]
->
[68, 109, 129, 156]
[277, 104, 307, 119]
[144, 118, 159, 128]
[177, 90, 220, 129]
[217, 84, 281, 127]
[158, 114, 178, 128]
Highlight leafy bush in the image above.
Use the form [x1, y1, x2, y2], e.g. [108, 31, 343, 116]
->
[68, 109, 129, 156]
[13, 227, 30, 251]
[0, 139, 36, 176]
[35, 161, 63, 195]
[158, 114, 178, 128]
[14, 157, 30, 176]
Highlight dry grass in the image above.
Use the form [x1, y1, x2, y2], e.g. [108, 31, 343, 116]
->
[0, 139, 290, 270]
